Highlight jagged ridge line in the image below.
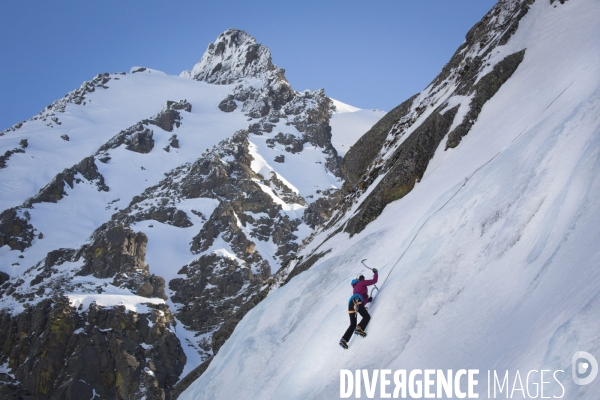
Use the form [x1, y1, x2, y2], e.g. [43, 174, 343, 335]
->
[373, 80, 576, 296]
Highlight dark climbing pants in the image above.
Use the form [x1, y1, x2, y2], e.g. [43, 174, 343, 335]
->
[342, 302, 370, 342]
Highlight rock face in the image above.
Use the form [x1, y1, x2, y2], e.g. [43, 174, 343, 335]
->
[99, 99, 191, 154]
[302, 189, 340, 229]
[218, 95, 237, 112]
[0, 300, 184, 400]
[181, 29, 275, 84]
[26, 156, 109, 206]
[445, 49, 526, 149]
[0, 208, 35, 251]
[0, 221, 184, 399]
[334, 0, 532, 236]
[0, 139, 27, 169]
[114, 128, 307, 361]
[77, 225, 167, 300]
[342, 95, 418, 189]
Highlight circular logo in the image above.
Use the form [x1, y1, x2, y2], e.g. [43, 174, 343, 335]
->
[572, 351, 598, 385]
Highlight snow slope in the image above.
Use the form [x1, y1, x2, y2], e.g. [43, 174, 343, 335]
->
[330, 99, 385, 157]
[181, 1, 600, 398]
[0, 70, 244, 211]
[0, 72, 249, 277]
[0, 72, 379, 278]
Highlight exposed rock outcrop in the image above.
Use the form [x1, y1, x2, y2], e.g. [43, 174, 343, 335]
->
[99, 100, 191, 154]
[344, 105, 460, 234]
[0, 219, 180, 398]
[334, 0, 532, 236]
[115, 130, 298, 354]
[0, 155, 109, 252]
[218, 95, 237, 112]
[342, 95, 418, 188]
[182, 29, 276, 84]
[0, 139, 28, 169]
[445, 49, 526, 148]
[25, 156, 109, 206]
[0, 208, 35, 251]
[302, 190, 341, 229]
[0, 300, 184, 400]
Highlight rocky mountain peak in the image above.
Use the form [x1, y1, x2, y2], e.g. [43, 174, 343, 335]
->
[182, 29, 278, 84]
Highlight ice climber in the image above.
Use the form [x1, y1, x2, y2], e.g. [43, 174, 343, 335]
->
[339, 268, 378, 349]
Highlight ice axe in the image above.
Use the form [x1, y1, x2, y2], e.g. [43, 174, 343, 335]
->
[361, 259, 373, 271]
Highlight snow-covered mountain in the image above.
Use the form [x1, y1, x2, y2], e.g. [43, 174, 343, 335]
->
[181, 0, 600, 399]
[0, 28, 383, 399]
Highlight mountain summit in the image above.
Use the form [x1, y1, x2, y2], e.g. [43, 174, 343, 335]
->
[0, 27, 383, 399]
[181, 29, 277, 84]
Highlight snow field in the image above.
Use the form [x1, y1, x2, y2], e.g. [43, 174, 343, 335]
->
[330, 99, 385, 157]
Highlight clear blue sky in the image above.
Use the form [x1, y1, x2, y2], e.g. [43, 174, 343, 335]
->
[0, 0, 497, 131]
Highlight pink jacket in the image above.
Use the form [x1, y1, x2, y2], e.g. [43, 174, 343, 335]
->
[350, 273, 378, 304]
